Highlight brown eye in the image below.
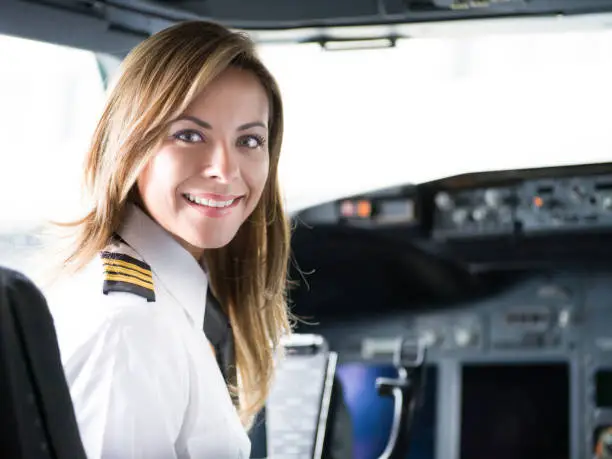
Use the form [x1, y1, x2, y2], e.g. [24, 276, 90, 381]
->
[174, 130, 204, 143]
[238, 134, 266, 149]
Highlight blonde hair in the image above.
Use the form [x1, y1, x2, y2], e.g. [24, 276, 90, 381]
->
[58, 21, 292, 427]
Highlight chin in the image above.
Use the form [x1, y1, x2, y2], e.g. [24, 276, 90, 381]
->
[185, 231, 238, 251]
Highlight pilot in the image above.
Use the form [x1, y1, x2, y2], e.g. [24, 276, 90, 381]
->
[45, 21, 292, 459]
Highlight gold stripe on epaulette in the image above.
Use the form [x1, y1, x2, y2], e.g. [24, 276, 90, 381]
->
[103, 274, 154, 291]
[102, 258, 152, 276]
[103, 265, 153, 284]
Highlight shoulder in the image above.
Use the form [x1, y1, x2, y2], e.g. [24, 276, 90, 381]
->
[45, 239, 162, 359]
[45, 238, 156, 316]
[100, 237, 156, 303]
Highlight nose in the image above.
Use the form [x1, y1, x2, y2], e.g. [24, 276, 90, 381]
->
[204, 140, 239, 182]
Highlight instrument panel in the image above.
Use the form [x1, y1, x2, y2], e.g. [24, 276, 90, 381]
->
[291, 164, 612, 459]
[310, 270, 612, 459]
[433, 173, 612, 239]
[295, 166, 612, 243]
[433, 186, 515, 238]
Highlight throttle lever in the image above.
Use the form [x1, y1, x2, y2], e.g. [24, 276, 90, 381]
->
[375, 336, 427, 459]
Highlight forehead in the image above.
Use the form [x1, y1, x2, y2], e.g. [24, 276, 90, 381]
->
[183, 67, 269, 123]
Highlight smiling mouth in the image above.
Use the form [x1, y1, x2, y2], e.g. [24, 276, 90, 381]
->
[182, 193, 241, 208]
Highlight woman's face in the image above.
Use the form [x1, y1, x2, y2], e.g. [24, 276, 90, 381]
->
[137, 67, 271, 259]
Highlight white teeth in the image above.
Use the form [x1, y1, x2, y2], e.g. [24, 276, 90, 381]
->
[184, 193, 235, 208]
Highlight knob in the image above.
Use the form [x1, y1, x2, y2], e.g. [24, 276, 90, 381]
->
[454, 328, 475, 347]
[472, 206, 488, 222]
[484, 188, 503, 207]
[419, 329, 440, 348]
[558, 309, 571, 328]
[435, 192, 454, 211]
[451, 208, 469, 225]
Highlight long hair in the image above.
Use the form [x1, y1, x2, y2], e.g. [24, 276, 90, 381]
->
[57, 21, 292, 427]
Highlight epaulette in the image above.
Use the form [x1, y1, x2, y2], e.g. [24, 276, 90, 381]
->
[100, 238, 155, 302]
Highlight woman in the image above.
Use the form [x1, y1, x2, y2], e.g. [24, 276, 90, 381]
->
[46, 20, 291, 459]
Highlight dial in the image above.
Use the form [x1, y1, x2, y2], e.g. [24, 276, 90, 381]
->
[454, 327, 476, 347]
[419, 329, 441, 348]
[435, 192, 454, 211]
[472, 206, 488, 222]
[452, 208, 469, 225]
[484, 188, 504, 207]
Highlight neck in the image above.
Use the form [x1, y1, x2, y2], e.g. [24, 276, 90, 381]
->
[175, 237, 204, 263]
[131, 200, 205, 263]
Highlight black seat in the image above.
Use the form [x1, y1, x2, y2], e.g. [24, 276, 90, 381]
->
[0, 267, 87, 459]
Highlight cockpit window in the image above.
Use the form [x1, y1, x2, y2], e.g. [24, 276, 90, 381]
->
[260, 30, 612, 211]
[0, 34, 107, 276]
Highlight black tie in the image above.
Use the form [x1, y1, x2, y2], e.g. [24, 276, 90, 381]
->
[203, 289, 238, 403]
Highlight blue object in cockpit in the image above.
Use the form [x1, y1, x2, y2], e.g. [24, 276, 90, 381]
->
[336, 364, 437, 459]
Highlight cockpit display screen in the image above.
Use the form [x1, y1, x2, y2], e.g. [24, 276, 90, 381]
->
[336, 364, 437, 459]
[460, 363, 569, 459]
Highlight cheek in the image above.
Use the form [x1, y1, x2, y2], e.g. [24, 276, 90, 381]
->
[246, 157, 270, 199]
[140, 149, 190, 196]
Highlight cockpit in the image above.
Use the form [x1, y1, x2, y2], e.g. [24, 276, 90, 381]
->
[4, 1, 612, 458]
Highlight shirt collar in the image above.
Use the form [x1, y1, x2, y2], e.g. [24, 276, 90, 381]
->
[117, 203, 208, 328]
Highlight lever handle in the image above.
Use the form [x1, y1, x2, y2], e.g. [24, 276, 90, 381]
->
[375, 337, 426, 459]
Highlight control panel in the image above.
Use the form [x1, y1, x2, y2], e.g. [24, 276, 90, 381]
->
[413, 314, 483, 351]
[407, 302, 574, 355]
[433, 173, 612, 239]
[308, 273, 600, 458]
[318, 277, 579, 364]
[290, 168, 612, 458]
[517, 175, 612, 233]
[432, 186, 515, 238]
[338, 196, 418, 226]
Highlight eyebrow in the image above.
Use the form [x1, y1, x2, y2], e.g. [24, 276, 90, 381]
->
[171, 115, 267, 131]
[172, 115, 211, 129]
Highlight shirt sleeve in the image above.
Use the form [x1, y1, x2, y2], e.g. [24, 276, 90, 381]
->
[62, 294, 189, 459]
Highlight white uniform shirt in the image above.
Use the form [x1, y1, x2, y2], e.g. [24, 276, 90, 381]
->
[46, 204, 251, 459]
